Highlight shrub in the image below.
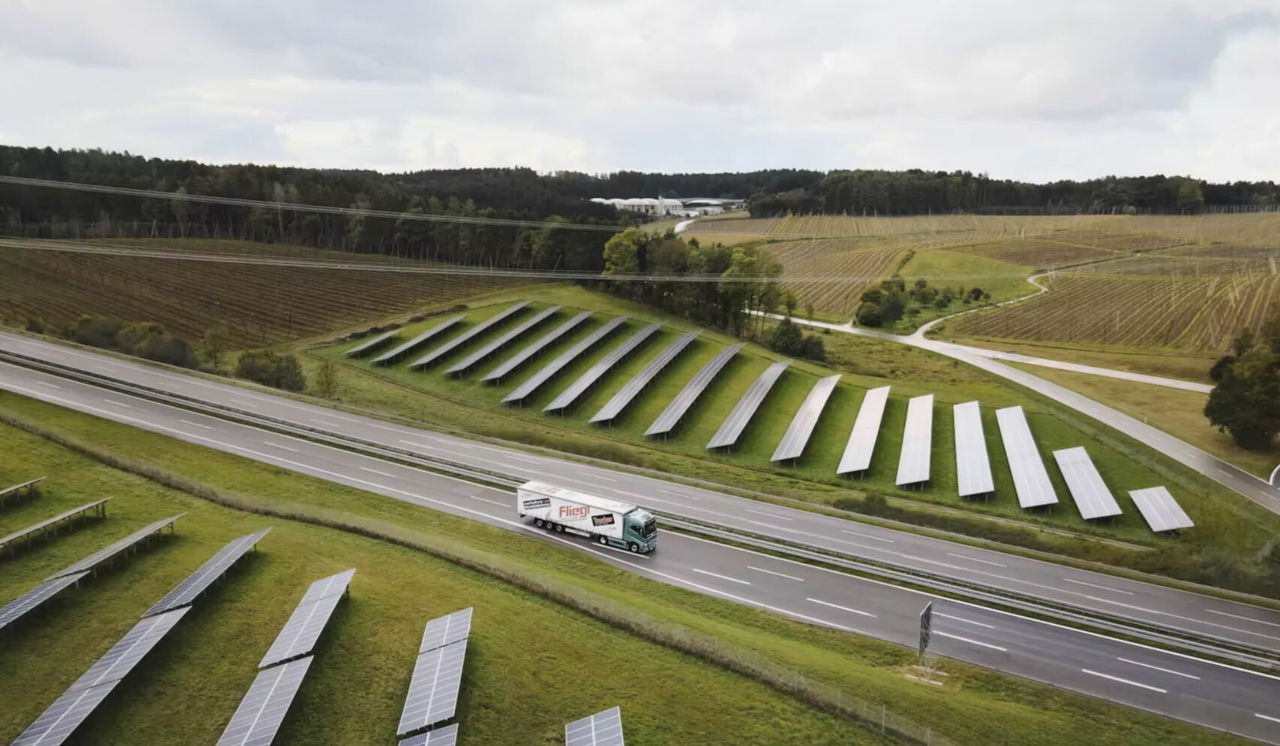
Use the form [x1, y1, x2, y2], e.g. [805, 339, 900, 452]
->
[235, 350, 307, 392]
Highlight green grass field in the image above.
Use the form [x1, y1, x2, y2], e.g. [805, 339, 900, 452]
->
[885, 250, 1035, 333]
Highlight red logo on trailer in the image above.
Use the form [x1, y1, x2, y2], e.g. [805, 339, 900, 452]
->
[558, 505, 590, 520]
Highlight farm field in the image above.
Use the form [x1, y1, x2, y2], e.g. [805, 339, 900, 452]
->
[947, 338, 1218, 383]
[765, 239, 912, 318]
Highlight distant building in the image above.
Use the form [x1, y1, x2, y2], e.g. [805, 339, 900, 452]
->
[591, 196, 746, 218]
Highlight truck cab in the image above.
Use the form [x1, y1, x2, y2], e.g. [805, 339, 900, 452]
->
[623, 509, 658, 553]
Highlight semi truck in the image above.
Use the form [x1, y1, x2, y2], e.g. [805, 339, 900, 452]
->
[517, 480, 657, 553]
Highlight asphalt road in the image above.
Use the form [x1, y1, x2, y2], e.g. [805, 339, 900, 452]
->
[1, 361, 1278, 741]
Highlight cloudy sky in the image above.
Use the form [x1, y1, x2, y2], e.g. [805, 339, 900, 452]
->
[2, 0, 1278, 181]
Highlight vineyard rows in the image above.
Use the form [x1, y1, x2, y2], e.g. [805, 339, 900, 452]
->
[959, 239, 1119, 269]
[769, 239, 911, 317]
[1028, 230, 1186, 253]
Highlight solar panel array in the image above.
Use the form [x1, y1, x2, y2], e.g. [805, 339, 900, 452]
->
[13, 607, 190, 746]
[409, 302, 530, 369]
[590, 330, 698, 424]
[346, 328, 401, 358]
[953, 401, 994, 497]
[259, 569, 355, 668]
[503, 316, 628, 404]
[1129, 486, 1195, 532]
[372, 315, 465, 366]
[565, 706, 625, 746]
[1053, 446, 1122, 520]
[0, 571, 89, 631]
[837, 386, 891, 476]
[445, 305, 560, 377]
[771, 375, 840, 462]
[217, 656, 314, 746]
[546, 323, 660, 414]
[482, 311, 592, 383]
[419, 607, 473, 654]
[399, 723, 459, 746]
[52, 513, 184, 578]
[0, 498, 109, 552]
[398, 640, 468, 737]
[895, 395, 934, 486]
[645, 343, 743, 437]
[994, 406, 1058, 509]
[144, 529, 270, 617]
[0, 476, 45, 504]
[707, 359, 791, 449]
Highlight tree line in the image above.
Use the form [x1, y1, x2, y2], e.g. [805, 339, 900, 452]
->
[1206, 321, 1280, 451]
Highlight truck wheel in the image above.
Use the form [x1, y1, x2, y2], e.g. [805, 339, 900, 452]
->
[534, 519, 544, 528]
[628, 543, 639, 553]
[555, 524, 565, 533]
[597, 535, 609, 546]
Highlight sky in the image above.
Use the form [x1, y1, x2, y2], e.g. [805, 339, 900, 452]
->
[1, 0, 1279, 182]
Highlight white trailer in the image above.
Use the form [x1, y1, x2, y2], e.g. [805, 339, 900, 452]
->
[517, 480, 657, 553]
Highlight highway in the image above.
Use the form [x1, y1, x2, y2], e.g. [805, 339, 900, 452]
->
[1, 336, 1280, 740]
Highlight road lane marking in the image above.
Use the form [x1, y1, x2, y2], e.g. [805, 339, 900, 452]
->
[359, 466, 397, 478]
[1082, 595, 1280, 643]
[34, 381, 62, 389]
[746, 565, 806, 582]
[1205, 608, 1280, 629]
[588, 473, 617, 483]
[746, 508, 793, 521]
[264, 442, 299, 453]
[179, 419, 215, 431]
[1116, 657, 1200, 680]
[1080, 669, 1167, 694]
[946, 553, 1006, 568]
[841, 529, 894, 544]
[1257, 713, 1280, 724]
[469, 495, 508, 508]
[806, 597, 876, 618]
[103, 399, 132, 408]
[1062, 577, 1134, 595]
[936, 612, 995, 629]
[934, 631, 1006, 651]
[691, 568, 751, 586]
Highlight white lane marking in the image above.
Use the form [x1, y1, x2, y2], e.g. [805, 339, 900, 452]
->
[366, 423, 402, 433]
[469, 495, 508, 508]
[841, 529, 894, 544]
[1080, 669, 1167, 694]
[588, 473, 617, 483]
[745, 508, 792, 521]
[1205, 608, 1280, 629]
[1062, 577, 1134, 595]
[1116, 657, 1200, 681]
[935, 612, 995, 629]
[946, 553, 1007, 568]
[179, 419, 215, 431]
[934, 631, 1006, 651]
[34, 381, 62, 389]
[504, 453, 541, 465]
[746, 565, 806, 582]
[806, 597, 876, 618]
[691, 568, 751, 586]
[103, 399, 132, 408]
[264, 442, 299, 453]
[359, 466, 397, 478]
[1257, 713, 1280, 724]
[1082, 595, 1280, 643]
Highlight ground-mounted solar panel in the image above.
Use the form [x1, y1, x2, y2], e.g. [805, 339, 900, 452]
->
[144, 529, 269, 617]
[0, 498, 109, 553]
[590, 330, 698, 424]
[419, 607, 473, 654]
[0, 571, 89, 631]
[645, 343, 743, 437]
[52, 513, 184, 579]
[545, 323, 661, 414]
[1053, 446, 1122, 520]
[216, 655, 313, 746]
[0, 476, 44, 506]
[565, 706, 625, 746]
[446, 305, 560, 377]
[1129, 486, 1195, 532]
[346, 328, 401, 358]
[994, 406, 1058, 509]
[258, 569, 355, 668]
[707, 359, 792, 450]
[481, 311, 591, 383]
[398, 723, 459, 746]
[953, 401, 994, 497]
[13, 607, 191, 745]
[771, 374, 840, 462]
[837, 386, 891, 476]
[895, 394, 934, 487]
[409, 301, 530, 369]
[397, 640, 468, 737]
[372, 315, 466, 366]
[502, 316, 628, 405]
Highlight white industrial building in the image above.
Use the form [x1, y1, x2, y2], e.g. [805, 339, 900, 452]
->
[591, 196, 744, 217]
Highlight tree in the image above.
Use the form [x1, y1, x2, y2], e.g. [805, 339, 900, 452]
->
[1205, 341, 1280, 450]
[856, 301, 883, 326]
[235, 350, 307, 392]
[201, 325, 232, 370]
[313, 358, 338, 398]
[24, 317, 45, 334]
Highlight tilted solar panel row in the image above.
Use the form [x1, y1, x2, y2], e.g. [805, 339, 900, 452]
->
[503, 316, 628, 404]
[545, 323, 661, 414]
[707, 359, 791, 449]
[565, 706, 625, 746]
[345, 328, 401, 358]
[0, 498, 109, 552]
[953, 401, 994, 497]
[409, 301, 530, 369]
[144, 529, 269, 617]
[0, 572, 89, 631]
[1053, 446, 1122, 520]
[591, 330, 699, 424]
[994, 406, 1058, 508]
[482, 311, 591, 383]
[372, 315, 465, 366]
[446, 305, 560, 376]
[895, 394, 934, 486]
[837, 386, 890, 475]
[53, 513, 184, 578]
[259, 568, 355, 668]
[771, 374, 840, 462]
[645, 343, 742, 437]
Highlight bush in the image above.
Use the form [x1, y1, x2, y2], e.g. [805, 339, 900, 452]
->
[235, 350, 307, 392]
[68, 314, 124, 349]
[24, 317, 45, 334]
[855, 302, 882, 326]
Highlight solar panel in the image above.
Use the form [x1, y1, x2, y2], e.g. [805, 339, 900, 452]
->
[565, 706, 625, 746]
[372, 315, 465, 366]
[144, 529, 269, 617]
[419, 607, 473, 654]
[481, 311, 591, 383]
[445, 306, 560, 377]
[837, 386, 891, 475]
[399, 724, 459, 746]
[1053, 446, 1122, 520]
[544, 323, 661, 414]
[953, 401, 994, 497]
[502, 316, 628, 404]
[12, 679, 118, 746]
[51, 513, 184, 579]
[346, 328, 401, 358]
[61, 607, 190, 694]
[0, 571, 89, 631]
[397, 640, 468, 736]
[994, 406, 1059, 509]
[409, 302, 530, 369]
[258, 569, 355, 668]
[1129, 486, 1195, 532]
[645, 343, 743, 437]
[707, 359, 791, 449]
[217, 656, 313, 746]
[771, 375, 840, 462]
[895, 394, 934, 486]
[0, 476, 45, 504]
[591, 330, 699, 424]
[0, 498, 109, 552]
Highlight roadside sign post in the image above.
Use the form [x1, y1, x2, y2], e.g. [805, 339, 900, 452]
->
[918, 601, 933, 658]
